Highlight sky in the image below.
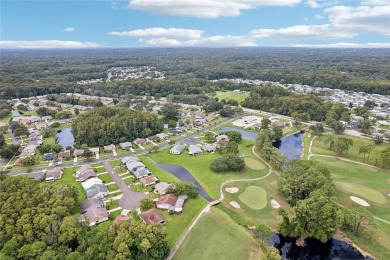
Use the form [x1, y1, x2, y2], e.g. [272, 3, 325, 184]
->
[0, 0, 389, 48]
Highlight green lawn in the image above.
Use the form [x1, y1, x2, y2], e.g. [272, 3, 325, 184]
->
[123, 177, 135, 185]
[214, 91, 250, 104]
[43, 136, 56, 145]
[148, 139, 269, 200]
[106, 183, 120, 192]
[98, 173, 113, 183]
[46, 166, 85, 215]
[244, 157, 265, 170]
[335, 182, 387, 205]
[172, 207, 261, 260]
[238, 186, 268, 210]
[105, 199, 120, 210]
[94, 167, 107, 173]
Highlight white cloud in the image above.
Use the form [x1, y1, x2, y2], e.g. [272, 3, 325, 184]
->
[0, 40, 99, 48]
[143, 35, 257, 46]
[292, 42, 390, 48]
[315, 14, 324, 19]
[360, 0, 389, 5]
[128, 0, 301, 18]
[109, 27, 204, 39]
[64, 27, 75, 32]
[326, 5, 390, 35]
[306, 0, 321, 8]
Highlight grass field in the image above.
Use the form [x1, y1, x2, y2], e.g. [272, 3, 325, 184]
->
[172, 208, 261, 260]
[238, 186, 268, 210]
[106, 183, 120, 192]
[312, 157, 390, 259]
[335, 182, 387, 205]
[99, 173, 113, 183]
[244, 158, 265, 170]
[148, 139, 269, 200]
[214, 91, 250, 104]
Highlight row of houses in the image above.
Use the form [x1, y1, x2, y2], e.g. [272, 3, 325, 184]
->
[28, 167, 63, 182]
[15, 129, 43, 165]
[170, 143, 217, 155]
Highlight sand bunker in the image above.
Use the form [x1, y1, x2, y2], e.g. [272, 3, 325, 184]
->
[271, 199, 281, 209]
[350, 196, 370, 207]
[226, 187, 239, 193]
[230, 201, 241, 209]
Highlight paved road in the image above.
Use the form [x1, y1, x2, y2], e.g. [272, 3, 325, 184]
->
[102, 161, 146, 210]
[7, 115, 236, 176]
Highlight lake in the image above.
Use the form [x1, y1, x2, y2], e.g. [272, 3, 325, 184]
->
[269, 233, 368, 259]
[219, 126, 257, 140]
[56, 127, 75, 149]
[156, 163, 213, 201]
[273, 131, 304, 160]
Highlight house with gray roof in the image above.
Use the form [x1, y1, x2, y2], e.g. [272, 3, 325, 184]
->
[155, 182, 171, 195]
[133, 167, 151, 179]
[104, 144, 116, 153]
[84, 208, 109, 226]
[126, 161, 145, 172]
[122, 156, 140, 165]
[119, 142, 132, 150]
[156, 133, 169, 140]
[42, 152, 56, 161]
[80, 198, 105, 213]
[134, 138, 146, 146]
[170, 144, 185, 155]
[188, 145, 203, 156]
[78, 169, 97, 182]
[86, 184, 108, 199]
[202, 144, 217, 153]
[28, 171, 45, 181]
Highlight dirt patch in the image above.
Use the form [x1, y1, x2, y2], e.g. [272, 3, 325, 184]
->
[226, 187, 239, 193]
[229, 201, 241, 209]
[387, 177, 390, 184]
[271, 199, 281, 209]
[350, 196, 370, 207]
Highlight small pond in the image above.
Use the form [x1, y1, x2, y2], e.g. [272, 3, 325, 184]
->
[156, 163, 213, 201]
[56, 127, 75, 149]
[269, 233, 368, 260]
[273, 131, 304, 160]
[219, 126, 257, 140]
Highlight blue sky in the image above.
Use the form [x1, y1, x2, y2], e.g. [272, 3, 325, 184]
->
[1, 0, 389, 48]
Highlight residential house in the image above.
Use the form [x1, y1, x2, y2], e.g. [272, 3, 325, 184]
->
[272, 121, 286, 128]
[119, 142, 132, 150]
[140, 175, 158, 187]
[156, 194, 188, 213]
[42, 152, 56, 161]
[76, 164, 94, 176]
[205, 114, 217, 121]
[170, 144, 185, 155]
[193, 118, 206, 126]
[73, 149, 84, 157]
[134, 138, 146, 146]
[57, 150, 70, 159]
[155, 182, 171, 195]
[202, 144, 217, 153]
[188, 145, 202, 156]
[19, 119, 31, 125]
[28, 171, 45, 181]
[156, 133, 169, 140]
[80, 198, 105, 213]
[85, 184, 109, 199]
[139, 208, 166, 224]
[45, 168, 63, 182]
[104, 144, 116, 153]
[121, 156, 140, 165]
[216, 134, 229, 142]
[84, 208, 109, 226]
[168, 129, 181, 135]
[146, 135, 158, 143]
[125, 161, 145, 172]
[133, 168, 151, 179]
[89, 147, 100, 154]
[78, 169, 97, 182]
[82, 178, 103, 189]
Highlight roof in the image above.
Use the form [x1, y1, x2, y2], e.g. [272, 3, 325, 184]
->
[86, 185, 108, 198]
[155, 182, 171, 194]
[57, 150, 70, 158]
[122, 156, 140, 164]
[79, 170, 97, 182]
[188, 145, 202, 154]
[42, 152, 55, 161]
[157, 194, 178, 207]
[202, 144, 216, 152]
[74, 149, 84, 156]
[46, 168, 62, 179]
[139, 208, 165, 224]
[119, 142, 132, 149]
[104, 144, 116, 151]
[216, 134, 229, 142]
[28, 171, 45, 181]
[126, 161, 145, 171]
[80, 198, 104, 212]
[133, 168, 151, 179]
[146, 135, 158, 141]
[89, 147, 100, 154]
[140, 175, 157, 186]
[77, 165, 93, 174]
[170, 144, 185, 153]
[134, 138, 146, 145]
[84, 208, 108, 224]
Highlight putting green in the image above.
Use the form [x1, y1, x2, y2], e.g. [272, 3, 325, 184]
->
[238, 186, 267, 210]
[244, 158, 265, 170]
[335, 182, 387, 205]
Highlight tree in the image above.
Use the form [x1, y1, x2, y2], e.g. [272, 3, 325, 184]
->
[210, 155, 245, 172]
[358, 144, 374, 161]
[0, 134, 5, 149]
[168, 119, 176, 129]
[21, 156, 36, 166]
[225, 141, 239, 155]
[364, 100, 377, 109]
[11, 124, 29, 137]
[161, 103, 179, 117]
[342, 205, 375, 235]
[221, 130, 242, 143]
[261, 118, 271, 129]
[205, 132, 216, 143]
[256, 130, 272, 149]
[331, 121, 345, 134]
[325, 137, 353, 155]
[271, 125, 283, 140]
[373, 134, 384, 145]
[309, 123, 325, 136]
[358, 119, 372, 135]
[254, 224, 273, 245]
[140, 197, 155, 211]
[36, 107, 49, 116]
[0, 144, 21, 159]
[166, 182, 198, 198]
[152, 145, 159, 152]
[83, 149, 94, 159]
[74, 108, 80, 115]
[41, 126, 56, 138]
[219, 105, 234, 117]
[266, 247, 281, 260]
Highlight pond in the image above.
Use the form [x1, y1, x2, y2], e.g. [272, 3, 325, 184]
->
[273, 131, 304, 160]
[219, 126, 257, 140]
[156, 163, 213, 202]
[56, 127, 75, 149]
[269, 233, 368, 260]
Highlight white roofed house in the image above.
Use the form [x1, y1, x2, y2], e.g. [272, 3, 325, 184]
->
[85, 184, 108, 199]
[119, 142, 132, 150]
[126, 160, 151, 179]
[188, 145, 202, 156]
[121, 156, 140, 165]
[170, 144, 186, 155]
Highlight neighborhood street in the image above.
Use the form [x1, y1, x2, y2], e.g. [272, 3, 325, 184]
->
[102, 161, 146, 210]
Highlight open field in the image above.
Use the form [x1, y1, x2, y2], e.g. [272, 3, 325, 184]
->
[335, 182, 387, 205]
[244, 157, 265, 170]
[214, 91, 249, 103]
[238, 186, 267, 210]
[172, 207, 261, 260]
[148, 139, 269, 200]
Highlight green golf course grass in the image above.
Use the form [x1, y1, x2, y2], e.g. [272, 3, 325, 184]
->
[238, 186, 268, 210]
[244, 157, 265, 170]
[172, 208, 261, 260]
[335, 182, 387, 205]
[214, 91, 249, 103]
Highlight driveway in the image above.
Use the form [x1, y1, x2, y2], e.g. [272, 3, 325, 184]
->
[102, 160, 146, 210]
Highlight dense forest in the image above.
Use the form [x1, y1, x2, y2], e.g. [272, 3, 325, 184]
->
[0, 177, 170, 259]
[72, 107, 163, 146]
[0, 48, 389, 98]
